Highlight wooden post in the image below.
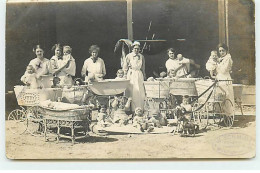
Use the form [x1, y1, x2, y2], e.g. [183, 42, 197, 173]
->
[127, 0, 133, 40]
[225, 0, 229, 48]
[218, 0, 226, 44]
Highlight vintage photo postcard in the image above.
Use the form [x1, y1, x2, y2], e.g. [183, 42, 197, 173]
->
[5, 0, 255, 159]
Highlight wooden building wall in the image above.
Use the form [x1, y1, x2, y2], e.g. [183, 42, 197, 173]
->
[6, 0, 255, 91]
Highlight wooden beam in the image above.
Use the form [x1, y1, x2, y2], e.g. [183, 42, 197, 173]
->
[127, 0, 133, 40]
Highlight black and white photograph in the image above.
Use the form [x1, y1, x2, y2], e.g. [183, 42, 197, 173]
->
[5, 0, 256, 159]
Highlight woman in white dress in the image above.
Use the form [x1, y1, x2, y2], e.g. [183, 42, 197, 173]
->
[123, 41, 146, 112]
[23, 45, 50, 88]
[27, 45, 50, 78]
[49, 44, 76, 86]
[81, 45, 106, 82]
[215, 43, 235, 117]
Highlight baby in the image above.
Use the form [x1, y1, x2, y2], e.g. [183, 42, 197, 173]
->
[148, 109, 167, 128]
[133, 107, 154, 132]
[177, 54, 183, 61]
[159, 71, 167, 78]
[21, 65, 38, 89]
[166, 69, 176, 78]
[63, 46, 73, 62]
[96, 105, 108, 127]
[206, 50, 219, 78]
[115, 69, 125, 80]
[51, 76, 61, 88]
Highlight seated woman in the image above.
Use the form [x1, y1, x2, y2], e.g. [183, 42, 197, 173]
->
[81, 45, 106, 82]
[49, 44, 76, 87]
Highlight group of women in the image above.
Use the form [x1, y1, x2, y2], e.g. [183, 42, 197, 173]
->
[22, 42, 234, 114]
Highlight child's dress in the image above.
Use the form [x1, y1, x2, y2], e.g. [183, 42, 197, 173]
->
[21, 73, 38, 89]
[206, 56, 218, 72]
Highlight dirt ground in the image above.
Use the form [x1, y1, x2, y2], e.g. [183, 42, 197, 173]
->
[5, 114, 256, 159]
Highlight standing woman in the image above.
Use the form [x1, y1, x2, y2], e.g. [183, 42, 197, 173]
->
[165, 48, 178, 73]
[50, 44, 76, 86]
[216, 43, 235, 116]
[27, 44, 49, 78]
[123, 41, 146, 112]
[81, 45, 106, 82]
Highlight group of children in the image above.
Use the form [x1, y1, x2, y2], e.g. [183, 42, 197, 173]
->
[95, 93, 194, 133]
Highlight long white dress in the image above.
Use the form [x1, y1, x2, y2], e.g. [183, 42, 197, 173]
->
[50, 55, 76, 86]
[123, 52, 146, 112]
[215, 53, 234, 116]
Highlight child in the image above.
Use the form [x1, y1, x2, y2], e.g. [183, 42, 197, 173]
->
[159, 71, 167, 78]
[133, 107, 154, 132]
[115, 69, 125, 80]
[62, 46, 73, 62]
[96, 105, 108, 127]
[21, 65, 38, 89]
[166, 69, 176, 78]
[206, 50, 219, 78]
[51, 76, 61, 88]
[148, 109, 167, 128]
[176, 95, 192, 121]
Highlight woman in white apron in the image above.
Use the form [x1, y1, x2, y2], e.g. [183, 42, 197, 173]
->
[215, 43, 235, 116]
[123, 41, 146, 112]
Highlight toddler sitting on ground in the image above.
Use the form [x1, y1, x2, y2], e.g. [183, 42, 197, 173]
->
[133, 107, 154, 132]
[97, 105, 110, 127]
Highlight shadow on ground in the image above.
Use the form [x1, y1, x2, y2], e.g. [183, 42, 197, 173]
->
[233, 115, 255, 128]
[76, 135, 118, 143]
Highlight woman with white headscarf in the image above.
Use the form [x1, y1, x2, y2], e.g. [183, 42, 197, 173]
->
[123, 41, 146, 112]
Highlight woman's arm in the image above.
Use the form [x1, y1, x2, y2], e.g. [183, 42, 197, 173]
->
[62, 58, 76, 76]
[101, 59, 106, 77]
[53, 56, 73, 76]
[81, 60, 88, 77]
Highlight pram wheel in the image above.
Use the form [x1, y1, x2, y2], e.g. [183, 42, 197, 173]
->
[192, 103, 208, 129]
[212, 102, 223, 125]
[26, 106, 44, 136]
[8, 109, 27, 134]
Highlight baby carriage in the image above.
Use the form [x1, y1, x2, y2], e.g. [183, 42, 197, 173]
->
[8, 85, 62, 135]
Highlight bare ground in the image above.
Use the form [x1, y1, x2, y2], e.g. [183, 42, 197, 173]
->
[5, 115, 256, 159]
